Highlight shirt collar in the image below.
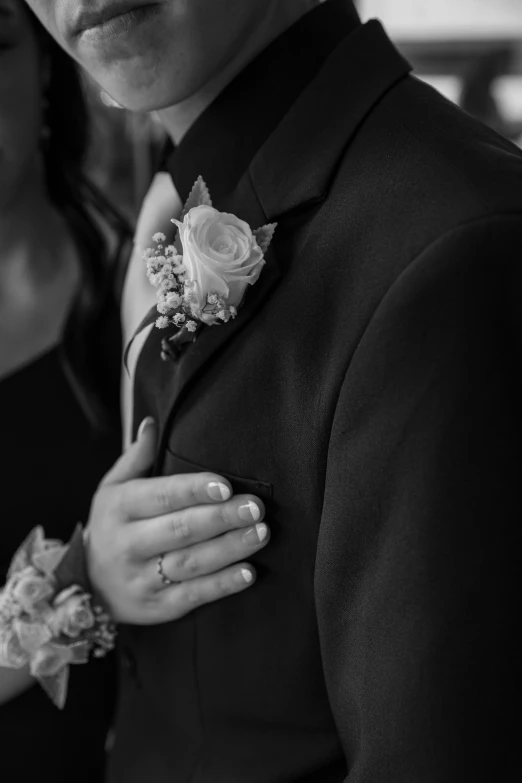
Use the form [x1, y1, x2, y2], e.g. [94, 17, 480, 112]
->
[165, 0, 361, 205]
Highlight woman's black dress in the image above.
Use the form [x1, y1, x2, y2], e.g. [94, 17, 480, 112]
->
[0, 346, 121, 780]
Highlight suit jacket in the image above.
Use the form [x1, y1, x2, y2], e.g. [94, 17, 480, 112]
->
[111, 3, 522, 781]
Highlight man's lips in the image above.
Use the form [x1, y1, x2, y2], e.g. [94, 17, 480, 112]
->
[70, 0, 159, 36]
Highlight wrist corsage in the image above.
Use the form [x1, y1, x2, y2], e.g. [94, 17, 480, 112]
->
[0, 525, 116, 709]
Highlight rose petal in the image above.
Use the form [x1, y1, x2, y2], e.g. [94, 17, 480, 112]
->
[0, 631, 29, 668]
[54, 585, 82, 607]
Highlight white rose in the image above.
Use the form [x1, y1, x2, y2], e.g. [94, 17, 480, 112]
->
[11, 568, 54, 612]
[13, 618, 52, 654]
[174, 205, 265, 317]
[0, 629, 29, 668]
[49, 593, 95, 639]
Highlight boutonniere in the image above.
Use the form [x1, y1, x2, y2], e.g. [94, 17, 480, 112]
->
[144, 176, 276, 360]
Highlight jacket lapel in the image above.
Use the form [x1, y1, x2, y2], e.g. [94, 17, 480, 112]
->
[250, 21, 412, 220]
[152, 174, 281, 463]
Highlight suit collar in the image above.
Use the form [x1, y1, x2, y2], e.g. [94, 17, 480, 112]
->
[166, 0, 361, 206]
[250, 20, 412, 221]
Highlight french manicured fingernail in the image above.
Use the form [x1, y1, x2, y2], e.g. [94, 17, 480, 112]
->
[238, 501, 261, 522]
[240, 568, 254, 584]
[207, 481, 231, 501]
[137, 417, 155, 440]
[242, 523, 268, 545]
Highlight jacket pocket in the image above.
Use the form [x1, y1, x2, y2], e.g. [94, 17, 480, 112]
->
[163, 448, 273, 502]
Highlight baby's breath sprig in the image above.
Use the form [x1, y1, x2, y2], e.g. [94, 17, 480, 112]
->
[144, 233, 186, 331]
[144, 233, 238, 358]
[89, 605, 117, 659]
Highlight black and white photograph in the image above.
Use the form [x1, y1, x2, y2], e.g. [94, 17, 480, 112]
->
[1, 1, 521, 781]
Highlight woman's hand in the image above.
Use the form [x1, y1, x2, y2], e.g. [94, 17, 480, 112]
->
[86, 418, 269, 624]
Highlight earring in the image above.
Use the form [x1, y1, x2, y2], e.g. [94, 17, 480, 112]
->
[100, 89, 124, 109]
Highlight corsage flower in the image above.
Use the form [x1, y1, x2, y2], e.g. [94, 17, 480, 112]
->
[0, 526, 116, 708]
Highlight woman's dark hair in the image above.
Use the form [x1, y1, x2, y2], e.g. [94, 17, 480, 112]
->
[30, 18, 131, 434]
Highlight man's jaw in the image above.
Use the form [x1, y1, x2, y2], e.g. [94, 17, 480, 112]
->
[157, 0, 319, 143]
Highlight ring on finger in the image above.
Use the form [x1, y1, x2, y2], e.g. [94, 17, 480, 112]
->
[157, 553, 180, 587]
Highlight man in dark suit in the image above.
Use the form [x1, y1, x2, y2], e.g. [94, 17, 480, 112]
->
[26, 0, 522, 780]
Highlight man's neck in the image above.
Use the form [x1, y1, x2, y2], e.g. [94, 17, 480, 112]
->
[157, 0, 322, 145]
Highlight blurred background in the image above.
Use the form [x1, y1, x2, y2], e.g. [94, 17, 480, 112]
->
[85, 0, 522, 222]
[359, 1, 522, 142]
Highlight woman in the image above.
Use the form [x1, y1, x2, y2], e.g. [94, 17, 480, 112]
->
[0, 6, 270, 777]
[0, 2, 127, 778]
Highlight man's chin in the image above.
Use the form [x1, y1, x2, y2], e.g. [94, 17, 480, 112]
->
[93, 64, 210, 113]
[95, 81, 196, 113]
